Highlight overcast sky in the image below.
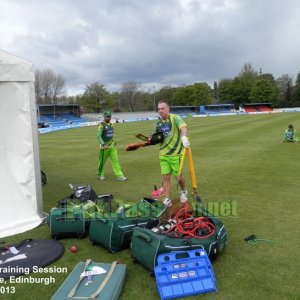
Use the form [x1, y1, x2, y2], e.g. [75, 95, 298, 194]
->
[1, 0, 300, 95]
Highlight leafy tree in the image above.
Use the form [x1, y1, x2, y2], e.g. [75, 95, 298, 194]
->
[67, 95, 82, 104]
[80, 82, 109, 112]
[259, 73, 275, 81]
[230, 76, 254, 106]
[249, 79, 278, 103]
[84, 82, 108, 104]
[110, 92, 122, 112]
[192, 83, 213, 105]
[238, 62, 258, 79]
[171, 85, 193, 105]
[291, 71, 300, 106]
[212, 81, 219, 103]
[219, 63, 258, 107]
[156, 86, 177, 105]
[142, 91, 157, 111]
[171, 83, 212, 106]
[275, 74, 293, 107]
[218, 79, 234, 104]
[78, 95, 100, 113]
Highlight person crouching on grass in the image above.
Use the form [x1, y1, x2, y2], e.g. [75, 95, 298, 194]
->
[155, 101, 190, 207]
[283, 124, 299, 143]
[97, 111, 127, 181]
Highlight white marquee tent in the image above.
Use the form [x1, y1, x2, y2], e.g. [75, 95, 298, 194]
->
[0, 49, 43, 238]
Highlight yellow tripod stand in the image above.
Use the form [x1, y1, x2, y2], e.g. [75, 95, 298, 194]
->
[178, 147, 201, 202]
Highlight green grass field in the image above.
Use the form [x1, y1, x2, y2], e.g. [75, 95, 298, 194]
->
[3, 112, 300, 300]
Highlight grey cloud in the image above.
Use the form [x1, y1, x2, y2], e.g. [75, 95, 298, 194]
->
[1, 0, 300, 94]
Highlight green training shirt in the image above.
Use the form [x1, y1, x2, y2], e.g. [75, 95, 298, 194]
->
[156, 113, 187, 156]
[97, 121, 115, 146]
[284, 128, 297, 142]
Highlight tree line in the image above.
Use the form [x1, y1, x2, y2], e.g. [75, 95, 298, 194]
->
[35, 63, 300, 112]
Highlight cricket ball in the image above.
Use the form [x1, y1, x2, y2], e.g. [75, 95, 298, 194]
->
[70, 245, 78, 253]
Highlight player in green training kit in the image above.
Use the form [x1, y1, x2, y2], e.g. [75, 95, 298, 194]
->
[283, 124, 299, 142]
[97, 111, 127, 181]
[155, 101, 190, 207]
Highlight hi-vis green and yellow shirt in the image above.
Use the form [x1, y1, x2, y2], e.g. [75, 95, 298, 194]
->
[156, 114, 187, 156]
[97, 121, 115, 147]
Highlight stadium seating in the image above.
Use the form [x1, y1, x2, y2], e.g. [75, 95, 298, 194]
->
[38, 114, 87, 128]
[244, 107, 259, 112]
[257, 106, 272, 112]
[244, 106, 272, 113]
[204, 107, 233, 115]
[170, 109, 198, 116]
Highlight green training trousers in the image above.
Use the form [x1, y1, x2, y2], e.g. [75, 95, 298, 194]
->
[97, 146, 124, 177]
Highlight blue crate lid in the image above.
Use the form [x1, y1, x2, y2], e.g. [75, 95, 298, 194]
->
[154, 249, 217, 300]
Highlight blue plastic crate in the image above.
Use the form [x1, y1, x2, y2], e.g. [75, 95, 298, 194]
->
[154, 249, 217, 300]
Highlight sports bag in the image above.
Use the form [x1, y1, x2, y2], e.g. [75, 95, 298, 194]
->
[131, 207, 227, 272]
[89, 198, 167, 253]
[48, 206, 87, 239]
[48, 194, 113, 239]
[51, 259, 126, 300]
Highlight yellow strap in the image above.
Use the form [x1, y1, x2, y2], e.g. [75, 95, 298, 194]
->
[89, 261, 118, 299]
[68, 259, 92, 298]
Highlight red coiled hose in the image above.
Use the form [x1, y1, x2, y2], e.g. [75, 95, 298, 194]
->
[164, 207, 216, 239]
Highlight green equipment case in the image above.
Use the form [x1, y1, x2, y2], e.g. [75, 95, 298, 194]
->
[48, 195, 112, 239]
[89, 198, 167, 253]
[48, 206, 87, 239]
[51, 260, 126, 300]
[130, 212, 227, 272]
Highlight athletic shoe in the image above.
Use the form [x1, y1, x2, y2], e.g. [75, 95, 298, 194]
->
[180, 190, 188, 203]
[116, 176, 127, 181]
[97, 176, 106, 180]
[163, 198, 172, 207]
